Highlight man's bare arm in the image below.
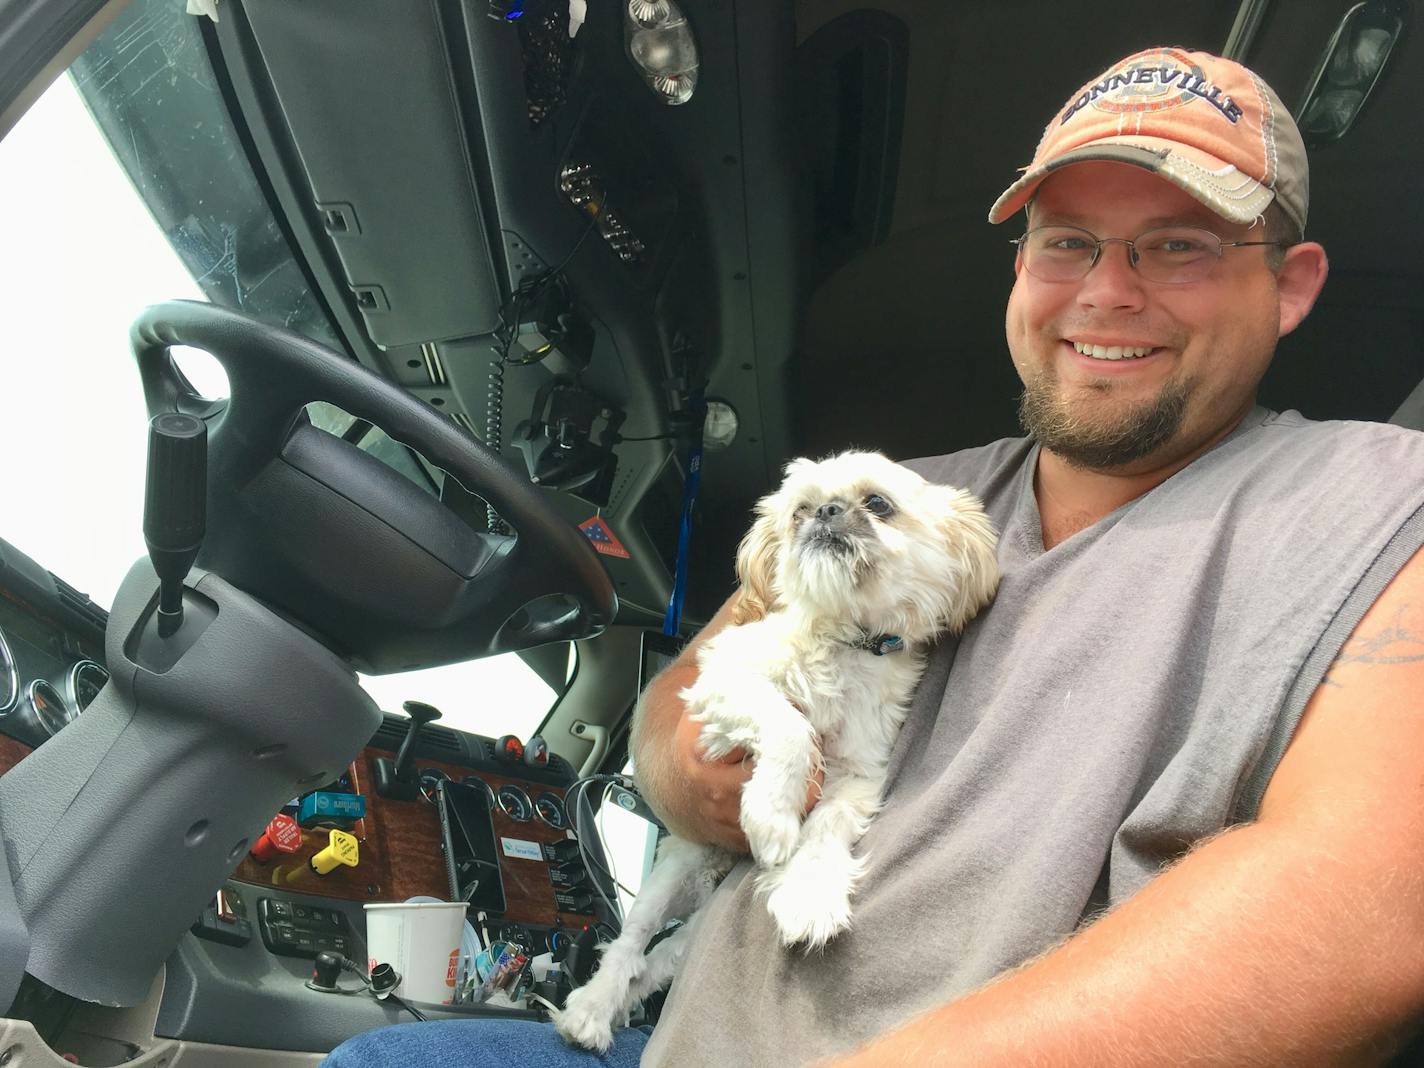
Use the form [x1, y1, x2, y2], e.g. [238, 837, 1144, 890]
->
[826, 547, 1424, 1067]
[631, 594, 823, 851]
[630, 595, 751, 850]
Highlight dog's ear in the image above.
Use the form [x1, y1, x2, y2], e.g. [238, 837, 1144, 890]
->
[936, 488, 1000, 633]
[733, 505, 781, 624]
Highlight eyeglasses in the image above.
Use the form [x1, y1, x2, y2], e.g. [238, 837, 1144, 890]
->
[1011, 225, 1286, 285]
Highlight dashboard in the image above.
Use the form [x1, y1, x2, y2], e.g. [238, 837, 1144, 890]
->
[0, 537, 607, 989]
[225, 722, 599, 933]
[0, 547, 109, 752]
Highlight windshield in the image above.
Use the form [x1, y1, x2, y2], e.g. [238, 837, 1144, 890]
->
[0, 0, 568, 739]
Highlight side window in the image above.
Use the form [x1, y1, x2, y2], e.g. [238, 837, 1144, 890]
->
[0, 68, 205, 606]
[0, 0, 572, 739]
[596, 760, 661, 914]
[0, 0, 335, 610]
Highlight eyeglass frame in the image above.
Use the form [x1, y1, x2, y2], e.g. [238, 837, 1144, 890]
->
[1010, 224, 1290, 285]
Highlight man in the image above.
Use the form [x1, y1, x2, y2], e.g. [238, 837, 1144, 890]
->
[322, 45, 1424, 1068]
[632, 46, 1424, 1067]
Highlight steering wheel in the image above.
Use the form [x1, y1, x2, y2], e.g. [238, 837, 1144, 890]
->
[130, 300, 616, 672]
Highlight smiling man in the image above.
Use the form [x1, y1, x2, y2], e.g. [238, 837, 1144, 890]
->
[1003, 160, 1327, 549]
[630, 47, 1424, 1068]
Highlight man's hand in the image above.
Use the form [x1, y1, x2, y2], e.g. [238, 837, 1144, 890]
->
[670, 702, 753, 851]
[668, 706, 824, 853]
[631, 594, 823, 851]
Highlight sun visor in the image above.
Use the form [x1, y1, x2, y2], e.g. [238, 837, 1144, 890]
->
[240, 0, 500, 348]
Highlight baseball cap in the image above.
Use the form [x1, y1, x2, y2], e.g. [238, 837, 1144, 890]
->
[988, 46, 1308, 232]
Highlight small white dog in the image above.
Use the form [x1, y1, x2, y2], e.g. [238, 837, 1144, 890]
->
[554, 451, 998, 1051]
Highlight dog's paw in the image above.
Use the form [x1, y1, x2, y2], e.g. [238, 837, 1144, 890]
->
[552, 986, 617, 1053]
[760, 852, 855, 949]
[741, 804, 802, 869]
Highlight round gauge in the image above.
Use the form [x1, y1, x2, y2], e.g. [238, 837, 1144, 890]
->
[419, 766, 449, 788]
[534, 792, 567, 830]
[418, 766, 449, 803]
[65, 659, 110, 714]
[27, 679, 74, 737]
[497, 784, 533, 822]
[0, 627, 16, 715]
[460, 775, 496, 805]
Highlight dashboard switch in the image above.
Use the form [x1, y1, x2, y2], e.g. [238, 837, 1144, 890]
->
[309, 829, 359, 875]
[250, 813, 303, 862]
[297, 790, 367, 825]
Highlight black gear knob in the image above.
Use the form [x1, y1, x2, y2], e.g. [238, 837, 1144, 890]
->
[143, 412, 207, 638]
[307, 951, 343, 993]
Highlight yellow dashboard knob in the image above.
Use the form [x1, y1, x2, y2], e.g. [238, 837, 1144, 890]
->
[309, 829, 359, 875]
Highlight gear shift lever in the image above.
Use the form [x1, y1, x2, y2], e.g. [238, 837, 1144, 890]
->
[373, 700, 442, 800]
[143, 413, 207, 638]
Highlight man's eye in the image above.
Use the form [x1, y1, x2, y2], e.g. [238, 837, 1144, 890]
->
[1144, 232, 1211, 256]
[1046, 236, 1090, 251]
[863, 494, 893, 517]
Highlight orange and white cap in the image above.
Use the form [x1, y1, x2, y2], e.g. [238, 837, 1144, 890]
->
[989, 46, 1308, 232]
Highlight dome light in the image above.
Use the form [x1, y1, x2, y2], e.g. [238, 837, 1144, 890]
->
[1297, 1, 1404, 146]
[625, 0, 698, 106]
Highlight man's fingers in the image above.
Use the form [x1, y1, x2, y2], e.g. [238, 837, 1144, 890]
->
[804, 758, 826, 814]
[707, 745, 750, 766]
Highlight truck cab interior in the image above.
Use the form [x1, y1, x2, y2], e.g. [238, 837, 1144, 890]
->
[0, 0, 1420, 1063]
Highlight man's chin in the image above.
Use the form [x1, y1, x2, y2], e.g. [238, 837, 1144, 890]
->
[1019, 380, 1189, 470]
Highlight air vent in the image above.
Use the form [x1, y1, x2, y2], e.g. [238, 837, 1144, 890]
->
[450, 411, 477, 436]
[369, 714, 408, 750]
[422, 724, 463, 752]
[368, 713, 464, 756]
[421, 342, 447, 385]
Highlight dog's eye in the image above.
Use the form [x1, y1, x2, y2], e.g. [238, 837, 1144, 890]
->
[863, 494, 893, 518]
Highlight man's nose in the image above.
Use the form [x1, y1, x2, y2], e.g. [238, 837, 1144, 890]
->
[1076, 240, 1147, 312]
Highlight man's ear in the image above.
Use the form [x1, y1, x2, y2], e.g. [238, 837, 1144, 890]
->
[1276, 241, 1329, 338]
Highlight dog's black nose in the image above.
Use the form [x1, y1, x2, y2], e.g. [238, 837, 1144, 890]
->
[815, 501, 846, 521]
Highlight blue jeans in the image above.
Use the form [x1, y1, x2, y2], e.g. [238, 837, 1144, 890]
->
[319, 1019, 653, 1067]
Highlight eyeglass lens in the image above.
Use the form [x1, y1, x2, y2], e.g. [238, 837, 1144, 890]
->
[1020, 226, 1225, 284]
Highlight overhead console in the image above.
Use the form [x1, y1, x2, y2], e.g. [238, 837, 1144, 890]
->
[234, 0, 502, 348]
[211, 0, 806, 627]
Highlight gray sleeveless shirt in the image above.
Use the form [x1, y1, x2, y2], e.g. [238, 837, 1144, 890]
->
[641, 409, 1424, 1068]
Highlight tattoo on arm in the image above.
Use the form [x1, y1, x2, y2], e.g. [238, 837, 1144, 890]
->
[1321, 605, 1424, 687]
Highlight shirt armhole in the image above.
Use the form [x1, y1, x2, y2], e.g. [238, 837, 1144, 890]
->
[1232, 501, 1424, 821]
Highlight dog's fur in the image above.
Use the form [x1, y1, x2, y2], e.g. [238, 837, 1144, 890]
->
[554, 451, 999, 1051]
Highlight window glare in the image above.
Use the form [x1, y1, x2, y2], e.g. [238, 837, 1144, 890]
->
[360, 657, 558, 742]
[0, 74, 205, 607]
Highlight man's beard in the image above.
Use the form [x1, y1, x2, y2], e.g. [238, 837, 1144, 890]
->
[1018, 372, 1190, 470]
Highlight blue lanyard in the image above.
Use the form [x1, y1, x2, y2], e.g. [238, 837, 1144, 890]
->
[662, 400, 704, 636]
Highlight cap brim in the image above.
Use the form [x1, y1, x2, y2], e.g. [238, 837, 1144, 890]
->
[988, 138, 1276, 226]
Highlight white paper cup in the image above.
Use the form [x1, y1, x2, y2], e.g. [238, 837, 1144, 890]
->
[364, 901, 469, 1004]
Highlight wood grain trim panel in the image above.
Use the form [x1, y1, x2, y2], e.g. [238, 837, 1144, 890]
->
[0, 735, 33, 774]
[231, 748, 592, 928]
